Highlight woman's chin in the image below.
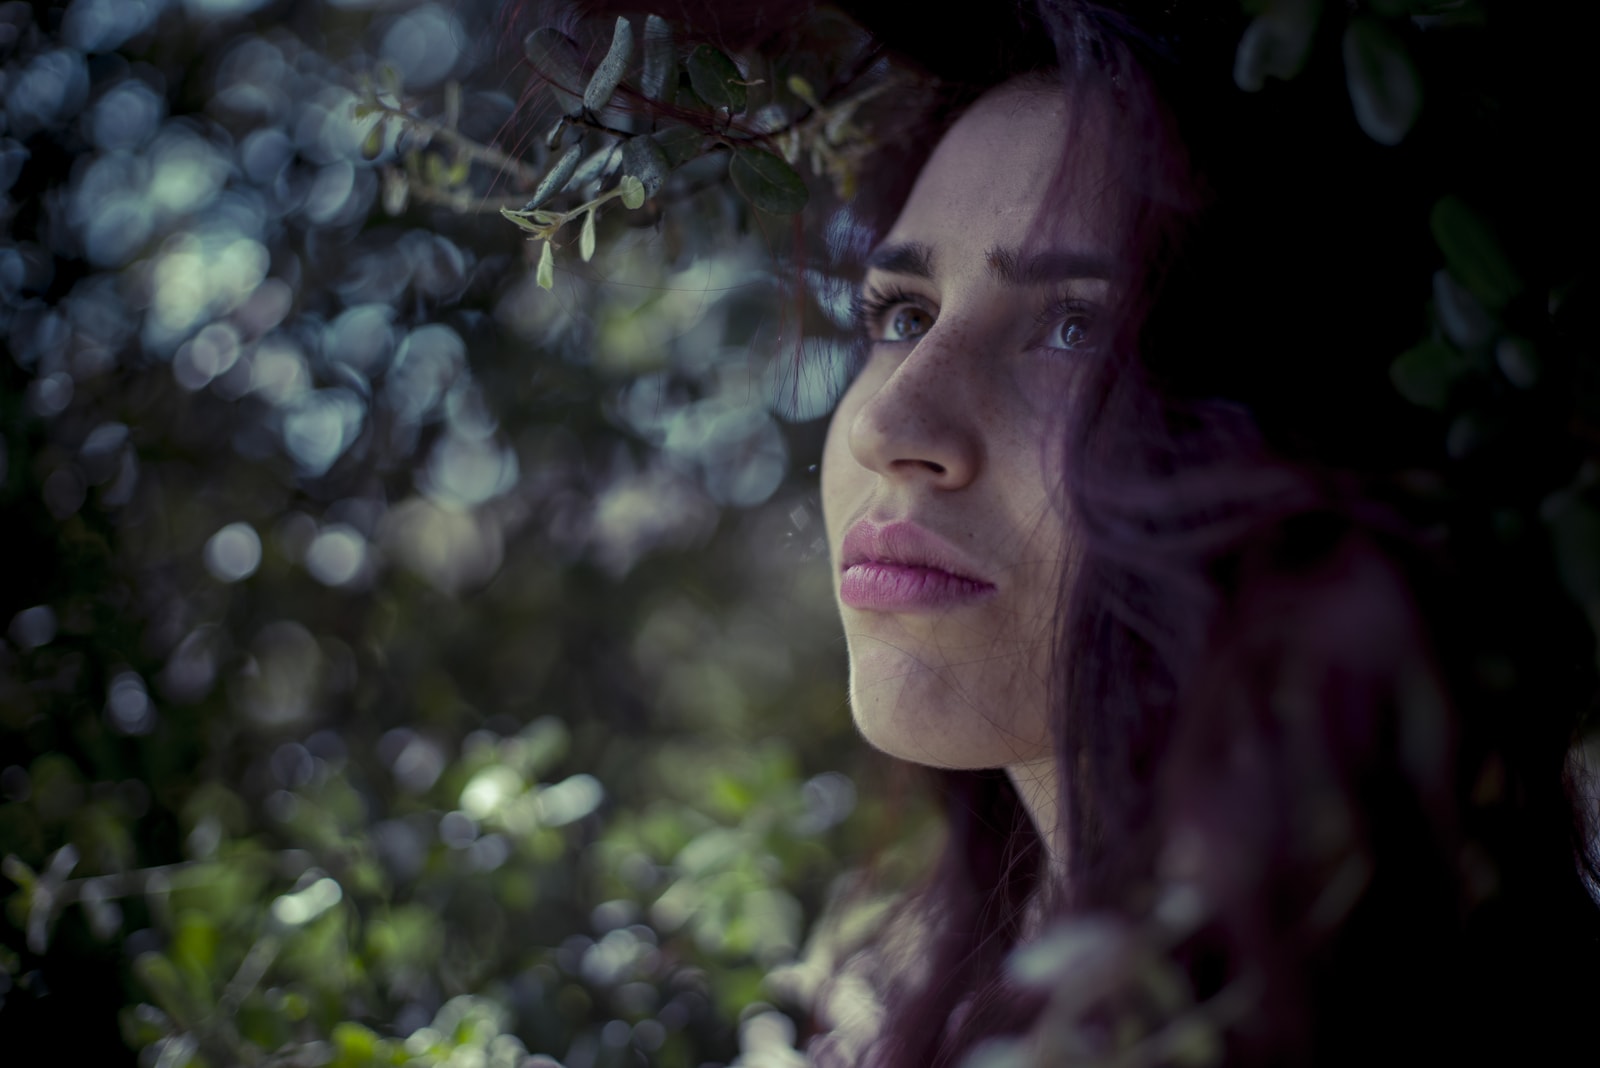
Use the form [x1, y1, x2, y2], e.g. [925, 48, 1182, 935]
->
[847, 658, 1050, 770]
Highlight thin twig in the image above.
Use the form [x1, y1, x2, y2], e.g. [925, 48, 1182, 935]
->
[407, 185, 543, 215]
[375, 103, 544, 188]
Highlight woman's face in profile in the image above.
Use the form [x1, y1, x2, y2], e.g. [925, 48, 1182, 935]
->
[822, 84, 1111, 771]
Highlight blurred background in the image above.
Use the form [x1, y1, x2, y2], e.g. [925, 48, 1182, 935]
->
[0, 1, 925, 1064]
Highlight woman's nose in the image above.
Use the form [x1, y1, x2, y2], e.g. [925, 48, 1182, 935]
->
[846, 327, 982, 489]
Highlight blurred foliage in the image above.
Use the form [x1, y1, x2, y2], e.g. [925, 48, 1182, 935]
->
[0, 0, 921, 1064]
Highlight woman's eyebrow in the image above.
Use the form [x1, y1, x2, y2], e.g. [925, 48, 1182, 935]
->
[985, 245, 1113, 284]
[865, 241, 1110, 285]
[865, 241, 935, 279]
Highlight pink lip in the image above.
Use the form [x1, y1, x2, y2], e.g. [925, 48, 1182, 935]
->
[838, 521, 996, 612]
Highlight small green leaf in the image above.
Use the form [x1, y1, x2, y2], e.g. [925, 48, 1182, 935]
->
[1344, 17, 1421, 145]
[686, 45, 746, 113]
[524, 28, 584, 114]
[583, 16, 633, 113]
[729, 147, 808, 214]
[132, 952, 189, 1018]
[641, 15, 675, 103]
[424, 152, 448, 187]
[579, 209, 596, 263]
[499, 208, 543, 233]
[620, 134, 670, 198]
[787, 74, 820, 108]
[1430, 196, 1522, 310]
[375, 62, 402, 96]
[618, 175, 645, 210]
[1390, 339, 1474, 410]
[537, 241, 555, 290]
[332, 1021, 380, 1067]
[360, 122, 384, 161]
[527, 142, 582, 210]
[172, 912, 218, 974]
[1, 855, 36, 890]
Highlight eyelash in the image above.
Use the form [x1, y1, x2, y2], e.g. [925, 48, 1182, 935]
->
[852, 284, 1097, 351]
[852, 284, 927, 341]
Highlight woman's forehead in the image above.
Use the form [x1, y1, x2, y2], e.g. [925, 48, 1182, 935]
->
[882, 83, 1113, 260]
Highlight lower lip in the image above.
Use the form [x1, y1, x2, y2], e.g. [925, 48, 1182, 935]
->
[839, 564, 995, 612]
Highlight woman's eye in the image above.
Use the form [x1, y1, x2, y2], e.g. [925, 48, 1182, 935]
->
[883, 305, 932, 342]
[1042, 314, 1093, 352]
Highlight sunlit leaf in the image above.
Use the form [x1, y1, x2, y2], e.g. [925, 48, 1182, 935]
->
[499, 208, 543, 233]
[579, 208, 596, 262]
[537, 240, 555, 289]
[271, 876, 343, 928]
[619, 175, 645, 210]
[729, 148, 808, 214]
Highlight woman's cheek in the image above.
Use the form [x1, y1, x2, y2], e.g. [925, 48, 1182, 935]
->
[1012, 349, 1085, 416]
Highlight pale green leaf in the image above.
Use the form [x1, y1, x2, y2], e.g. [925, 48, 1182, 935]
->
[619, 175, 645, 210]
[499, 208, 544, 233]
[537, 240, 555, 290]
[579, 208, 596, 263]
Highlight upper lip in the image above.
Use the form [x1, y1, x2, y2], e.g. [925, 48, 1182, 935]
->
[840, 520, 994, 586]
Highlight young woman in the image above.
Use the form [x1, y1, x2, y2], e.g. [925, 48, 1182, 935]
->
[803, 1, 1600, 1065]
[534, 0, 1600, 1062]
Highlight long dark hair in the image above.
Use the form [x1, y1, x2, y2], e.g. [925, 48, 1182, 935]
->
[829, 2, 1600, 1065]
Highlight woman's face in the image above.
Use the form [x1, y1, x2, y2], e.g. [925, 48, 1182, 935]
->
[821, 84, 1111, 770]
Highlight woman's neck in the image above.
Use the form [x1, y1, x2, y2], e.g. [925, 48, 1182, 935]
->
[1007, 757, 1067, 878]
